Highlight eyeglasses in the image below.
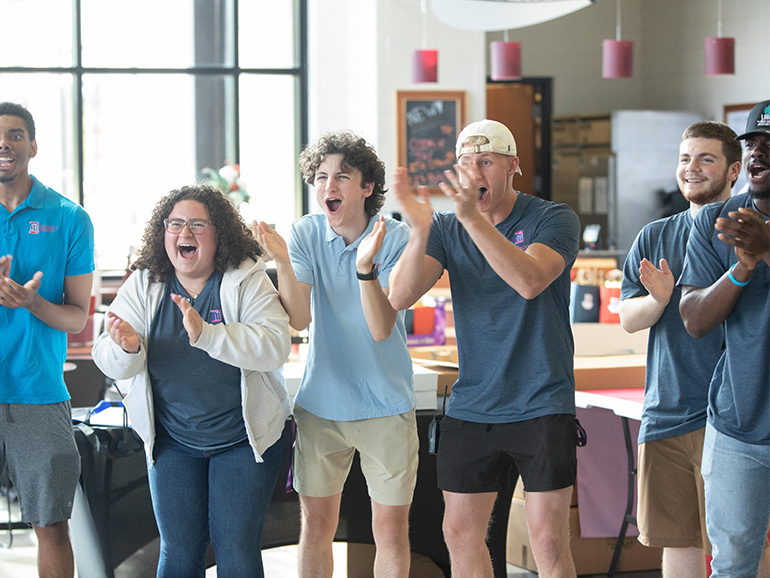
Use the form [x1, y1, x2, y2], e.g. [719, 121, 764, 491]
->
[163, 219, 211, 234]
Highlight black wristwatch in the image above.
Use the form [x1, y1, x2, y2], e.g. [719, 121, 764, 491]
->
[356, 263, 380, 281]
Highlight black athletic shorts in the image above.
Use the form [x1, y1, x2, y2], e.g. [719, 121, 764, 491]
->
[436, 413, 577, 494]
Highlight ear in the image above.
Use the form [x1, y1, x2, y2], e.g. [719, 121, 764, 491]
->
[729, 160, 741, 184]
[29, 139, 38, 159]
[508, 156, 520, 177]
[362, 181, 374, 198]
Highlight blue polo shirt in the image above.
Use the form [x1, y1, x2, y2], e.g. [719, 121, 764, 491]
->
[679, 193, 770, 445]
[289, 214, 416, 421]
[0, 176, 95, 404]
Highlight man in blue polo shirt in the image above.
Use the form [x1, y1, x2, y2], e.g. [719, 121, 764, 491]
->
[253, 131, 416, 577]
[680, 100, 770, 577]
[0, 102, 95, 578]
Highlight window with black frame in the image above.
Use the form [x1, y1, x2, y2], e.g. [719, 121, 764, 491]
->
[0, 0, 307, 273]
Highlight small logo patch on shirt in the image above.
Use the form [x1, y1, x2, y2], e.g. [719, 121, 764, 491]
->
[210, 309, 223, 324]
[514, 230, 524, 244]
[28, 222, 57, 234]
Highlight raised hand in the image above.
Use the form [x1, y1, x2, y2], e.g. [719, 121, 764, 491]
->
[438, 164, 483, 225]
[357, 215, 386, 273]
[171, 293, 204, 344]
[638, 258, 674, 304]
[104, 311, 141, 354]
[392, 167, 433, 234]
[252, 221, 290, 265]
[716, 207, 770, 270]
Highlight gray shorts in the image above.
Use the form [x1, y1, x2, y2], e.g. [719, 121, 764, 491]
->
[0, 401, 80, 527]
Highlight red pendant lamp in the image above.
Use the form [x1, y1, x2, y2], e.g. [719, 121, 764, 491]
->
[413, 0, 438, 83]
[602, 0, 633, 79]
[705, 0, 735, 76]
[490, 30, 522, 81]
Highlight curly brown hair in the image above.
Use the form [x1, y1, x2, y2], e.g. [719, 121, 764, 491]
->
[298, 131, 387, 217]
[131, 184, 262, 283]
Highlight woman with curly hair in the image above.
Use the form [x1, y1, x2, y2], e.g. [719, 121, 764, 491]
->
[93, 184, 291, 577]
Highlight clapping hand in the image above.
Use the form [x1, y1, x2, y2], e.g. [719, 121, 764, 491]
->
[104, 312, 141, 354]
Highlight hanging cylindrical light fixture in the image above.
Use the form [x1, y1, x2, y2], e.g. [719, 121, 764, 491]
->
[413, 0, 438, 83]
[602, 0, 633, 79]
[705, 0, 735, 76]
[490, 30, 522, 81]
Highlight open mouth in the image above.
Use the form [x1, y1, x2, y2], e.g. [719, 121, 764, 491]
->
[478, 187, 488, 202]
[0, 157, 13, 169]
[326, 198, 342, 213]
[749, 163, 769, 180]
[178, 244, 197, 258]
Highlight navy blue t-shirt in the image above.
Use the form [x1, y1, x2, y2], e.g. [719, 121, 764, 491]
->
[621, 210, 724, 444]
[680, 194, 770, 446]
[426, 193, 580, 423]
[148, 270, 246, 450]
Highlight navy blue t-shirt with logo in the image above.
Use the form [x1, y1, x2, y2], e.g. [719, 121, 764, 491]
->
[148, 270, 246, 450]
[426, 192, 580, 423]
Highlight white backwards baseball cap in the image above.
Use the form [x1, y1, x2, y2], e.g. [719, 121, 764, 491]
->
[456, 119, 523, 175]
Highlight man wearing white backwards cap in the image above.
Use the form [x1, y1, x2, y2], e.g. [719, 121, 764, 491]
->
[389, 119, 581, 577]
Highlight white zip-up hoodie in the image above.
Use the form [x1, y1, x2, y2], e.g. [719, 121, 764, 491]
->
[92, 257, 291, 466]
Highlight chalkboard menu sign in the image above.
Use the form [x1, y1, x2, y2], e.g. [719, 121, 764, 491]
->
[396, 91, 466, 192]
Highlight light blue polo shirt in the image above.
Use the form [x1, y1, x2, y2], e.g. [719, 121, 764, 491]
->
[0, 176, 95, 404]
[289, 213, 416, 421]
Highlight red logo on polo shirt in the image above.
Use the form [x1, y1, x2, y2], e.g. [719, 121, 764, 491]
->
[28, 221, 57, 234]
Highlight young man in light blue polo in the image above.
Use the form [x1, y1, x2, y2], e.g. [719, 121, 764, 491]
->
[0, 102, 95, 578]
[253, 131, 417, 577]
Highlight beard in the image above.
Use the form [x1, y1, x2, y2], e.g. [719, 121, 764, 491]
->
[749, 184, 770, 201]
[679, 173, 730, 206]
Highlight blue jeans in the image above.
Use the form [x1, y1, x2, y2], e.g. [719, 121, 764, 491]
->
[148, 431, 283, 578]
[702, 422, 770, 578]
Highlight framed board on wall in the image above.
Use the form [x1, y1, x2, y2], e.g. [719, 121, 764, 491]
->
[396, 90, 466, 193]
[724, 102, 755, 194]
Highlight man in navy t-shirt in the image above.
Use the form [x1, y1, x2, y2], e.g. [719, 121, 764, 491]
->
[390, 120, 580, 577]
[619, 121, 748, 576]
[680, 100, 770, 577]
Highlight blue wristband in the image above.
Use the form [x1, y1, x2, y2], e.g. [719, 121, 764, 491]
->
[728, 263, 750, 287]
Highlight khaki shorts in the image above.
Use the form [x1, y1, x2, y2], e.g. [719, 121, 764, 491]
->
[292, 405, 419, 506]
[637, 428, 710, 553]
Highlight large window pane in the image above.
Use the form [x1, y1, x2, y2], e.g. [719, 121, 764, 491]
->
[239, 1, 296, 69]
[81, 0, 198, 68]
[82, 74, 198, 272]
[0, 0, 74, 67]
[0, 74, 76, 201]
[239, 75, 299, 232]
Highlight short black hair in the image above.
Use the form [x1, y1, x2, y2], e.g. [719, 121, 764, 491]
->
[0, 102, 35, 141]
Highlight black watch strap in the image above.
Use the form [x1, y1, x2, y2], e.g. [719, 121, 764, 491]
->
[356, 264, 379, 281]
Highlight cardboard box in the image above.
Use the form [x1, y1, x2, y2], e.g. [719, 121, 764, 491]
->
[507, 498, 662, 575]
[573, 354, 646, 391]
